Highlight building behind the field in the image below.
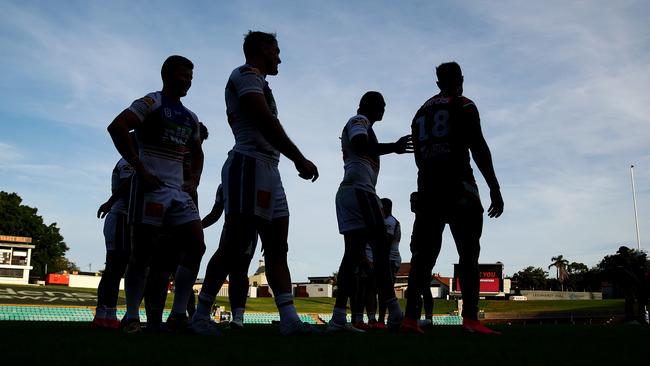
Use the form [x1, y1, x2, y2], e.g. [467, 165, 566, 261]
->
[0, 235, 35, 285]
[394, 263, 452, 299]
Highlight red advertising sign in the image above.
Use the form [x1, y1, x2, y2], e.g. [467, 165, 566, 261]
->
[46, 273, 69, 285]
[453, 264, 503, 293]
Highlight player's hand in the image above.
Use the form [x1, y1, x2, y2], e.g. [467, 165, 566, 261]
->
[487, 189, 504, 218]
[137, 168, 163, 191]
[97, 201, 112, 219]
[394, 134, 414, 154]
[295, 158, 319, 182]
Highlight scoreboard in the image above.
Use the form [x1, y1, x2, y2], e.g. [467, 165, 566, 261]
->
[452, 263, 504, 294]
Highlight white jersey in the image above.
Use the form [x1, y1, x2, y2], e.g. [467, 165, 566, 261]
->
[339, 115, 380, 193]
[127, 91, 200, 189]
[109, 158, 134, 215]
[385, 215, 402, 263]
[225, 65, 280, 165]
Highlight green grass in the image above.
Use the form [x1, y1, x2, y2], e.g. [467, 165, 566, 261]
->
[1, 284, 627, 316]
[0, 321, 647, 365]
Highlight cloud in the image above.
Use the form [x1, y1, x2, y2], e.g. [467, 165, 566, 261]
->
[0, 142, 22, 163]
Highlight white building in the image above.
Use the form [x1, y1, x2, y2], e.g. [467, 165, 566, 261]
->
[0, 235, 36, 285]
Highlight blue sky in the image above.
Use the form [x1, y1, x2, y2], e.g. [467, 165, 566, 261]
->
[1, 0, 648, 280]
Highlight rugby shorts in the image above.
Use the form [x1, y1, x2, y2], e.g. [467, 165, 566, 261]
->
[128, 179, 200, 227]
[335, 187, 384, 234]
[221, 150, 289, 221]
[103, 212, 131, 252]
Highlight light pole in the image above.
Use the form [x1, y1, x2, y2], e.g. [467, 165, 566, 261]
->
[630, 165, 641, 250]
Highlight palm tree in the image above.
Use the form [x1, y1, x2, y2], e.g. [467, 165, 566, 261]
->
[548, 255, 569, 291]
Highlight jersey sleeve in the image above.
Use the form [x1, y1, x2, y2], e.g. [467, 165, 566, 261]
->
[127, 92, 161, 122]
[232, 67, 265, 97]
[385, 216, 397, 236]
[347, 116, 370, 140]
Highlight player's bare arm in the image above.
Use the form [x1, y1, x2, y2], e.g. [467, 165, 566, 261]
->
[107, 110, 163, 190]
[201, 200, 224, 229]
[240, 92, 319, 181]
[469, 121, 503, 218]
[350, 134, 413, 157]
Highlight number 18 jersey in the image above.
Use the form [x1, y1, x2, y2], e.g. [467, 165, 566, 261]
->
[411, 94, 480, 198]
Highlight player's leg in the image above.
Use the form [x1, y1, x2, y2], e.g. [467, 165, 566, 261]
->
[402, 211, 444, 332]
[257, 215, 311, 335]
[365, 267, 378, 327]
[166, 219, 206, 328]
[228, 248, 256, 328]
[95, 212, 130, 328]
[123, 223, 159, 331]
[143, 233, 176, 331]
[368, 225, 403, 330]
[449, 205, 482, 321]
[192, 215, 253, 335]
[329, 230, 366, 330]
[449, 201, 499, 334]
[422, 275, 434, 321]
[351, 263, 367, 328]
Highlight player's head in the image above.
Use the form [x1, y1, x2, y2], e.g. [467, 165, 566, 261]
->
[244, 31, 281, 76]
[436, 62, 463, 95]
[381, 198, 393, 215]
[358, 91, 385, 122]
[199, 122, 209, 143]
[161, 55, 194, 98]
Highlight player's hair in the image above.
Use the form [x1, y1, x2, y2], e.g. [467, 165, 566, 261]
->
[243, 31, 278, 59]
[199, 122, 209, 141]
[381, 198, 393, 213]
[161, 55, 194, 81]
[358, 91, 384, 113]
[436, 62, 463, 87]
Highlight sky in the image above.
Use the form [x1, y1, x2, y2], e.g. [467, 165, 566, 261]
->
[1, 0, 649, 281]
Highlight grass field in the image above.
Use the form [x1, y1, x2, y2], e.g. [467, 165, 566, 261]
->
[0, 321, 648, 366]
[0, 284, 628, 316]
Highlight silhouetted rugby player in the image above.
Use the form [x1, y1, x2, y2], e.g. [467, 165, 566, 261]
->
[192, 31, 319, 336]
[107, 55, 206, 333]
[402, 62, 503, 335]
[328, 91, 412, 333]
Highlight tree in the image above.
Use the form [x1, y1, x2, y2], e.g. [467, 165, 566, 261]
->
[0, 191, 73, 277]
[511, 266, 548, 290]
[548, 255, 569, 291]
[567, 262, 589, 274]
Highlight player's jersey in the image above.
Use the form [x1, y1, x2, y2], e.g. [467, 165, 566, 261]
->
[411, 94, 480, 199]
[128, 91, 200, 189]
[109, 158, 134, 215]
[385, 215, 401, 263]
[339, 115, 380, 193]
[225, 65, 280, 165]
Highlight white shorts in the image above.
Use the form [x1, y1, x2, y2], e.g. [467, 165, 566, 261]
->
[128, 180, 200, 227]
[335, 187, 384, 234]
[222, 150, 289, 221]
[103, 212, 130, 252]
